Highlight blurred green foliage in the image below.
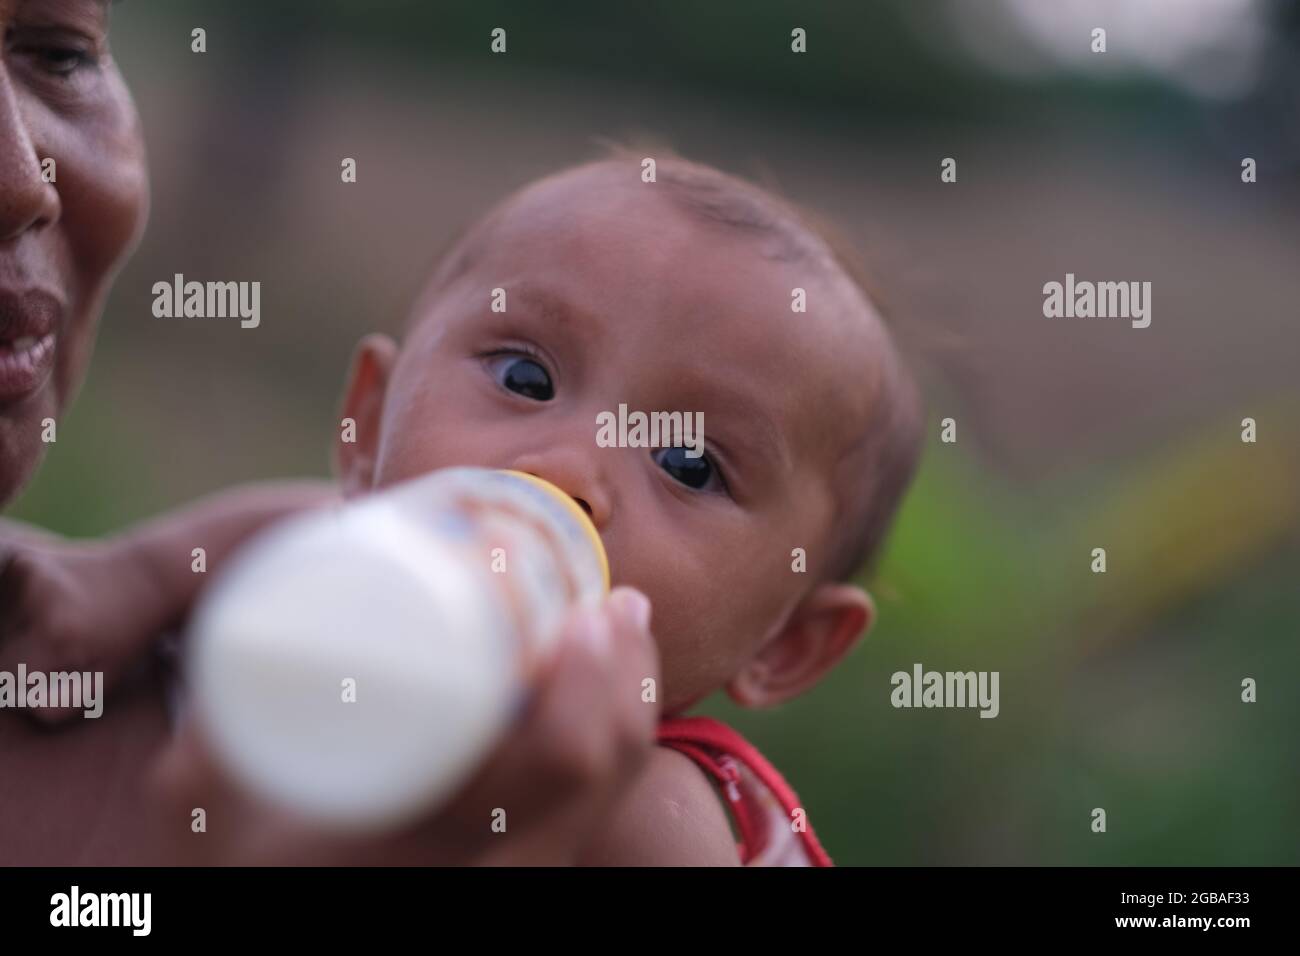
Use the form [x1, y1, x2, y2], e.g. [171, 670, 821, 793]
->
[143, 0, 1210, 125]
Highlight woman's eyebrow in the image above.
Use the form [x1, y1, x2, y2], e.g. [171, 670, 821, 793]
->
[20, 0, 110, 27]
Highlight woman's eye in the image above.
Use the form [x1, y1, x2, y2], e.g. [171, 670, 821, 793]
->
[653, 447, 726, 494]
[486, 353, 554, 402]
[42, 47, 92, 75]
[14, 43, 96, 77]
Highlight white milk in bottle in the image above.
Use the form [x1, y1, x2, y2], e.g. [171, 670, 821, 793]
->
[186, 467, 608, 830]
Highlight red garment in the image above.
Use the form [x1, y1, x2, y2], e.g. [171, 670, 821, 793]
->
[657, 716, 833, 867]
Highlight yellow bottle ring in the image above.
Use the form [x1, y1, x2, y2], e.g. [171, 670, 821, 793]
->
[500, 470, 610, 592]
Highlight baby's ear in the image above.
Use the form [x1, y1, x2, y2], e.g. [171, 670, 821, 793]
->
[335, 333, 398, 497]
[725, 583, 875, 709]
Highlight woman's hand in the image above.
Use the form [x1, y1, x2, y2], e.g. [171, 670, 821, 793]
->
[0, 533, 164, 723]
[0, 482, 336, 724]
[148, 586, 661, 866]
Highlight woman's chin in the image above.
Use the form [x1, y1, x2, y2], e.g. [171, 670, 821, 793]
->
[0, 391, 58, 509]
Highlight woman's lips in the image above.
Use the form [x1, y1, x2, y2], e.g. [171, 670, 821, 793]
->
[0, 290, 61, 402]
[0, 332, 57, 400]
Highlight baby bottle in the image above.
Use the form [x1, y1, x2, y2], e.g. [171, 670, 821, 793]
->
[185, 467, 609, 830]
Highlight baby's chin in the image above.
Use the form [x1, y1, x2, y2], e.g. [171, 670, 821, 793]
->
[657, 663, 733, 716]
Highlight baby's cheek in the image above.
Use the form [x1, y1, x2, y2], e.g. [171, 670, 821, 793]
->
[651, 624, 719, 713]
[652, 577, 775, 710]
[376, 419, 488, 487]
[375, 373, 498, 484]
[654, 520, 789, 693]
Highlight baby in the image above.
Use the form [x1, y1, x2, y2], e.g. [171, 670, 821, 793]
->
[3, 150, 924, 865]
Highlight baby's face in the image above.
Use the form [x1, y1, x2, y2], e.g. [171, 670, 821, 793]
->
[353, 165, 880, 712]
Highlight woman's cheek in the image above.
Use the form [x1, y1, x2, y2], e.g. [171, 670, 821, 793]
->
[55, 67, 149, 278]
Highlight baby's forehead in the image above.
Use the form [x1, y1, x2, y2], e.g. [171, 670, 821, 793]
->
[489, 161, 829, 261]
[477, 164, 705, 263]
[428, 162, 888, 453]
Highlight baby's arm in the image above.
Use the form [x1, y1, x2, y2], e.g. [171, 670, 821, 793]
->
[576, 746, 741, 866]
[0, 481, 337, 722]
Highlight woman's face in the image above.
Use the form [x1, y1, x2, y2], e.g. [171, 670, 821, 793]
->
[0, 0, 147, 505]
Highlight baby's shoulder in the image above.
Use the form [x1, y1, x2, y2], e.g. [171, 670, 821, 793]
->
[577, 744, 739, 866]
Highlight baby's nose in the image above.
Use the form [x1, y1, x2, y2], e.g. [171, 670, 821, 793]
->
[510, 453, 611, 529]
[524, 472, 596, 521]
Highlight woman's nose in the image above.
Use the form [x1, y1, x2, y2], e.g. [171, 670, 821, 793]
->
[0, 72, 61, 241]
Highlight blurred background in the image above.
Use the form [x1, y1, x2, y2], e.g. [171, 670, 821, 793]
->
[11, 0, 1299, 864]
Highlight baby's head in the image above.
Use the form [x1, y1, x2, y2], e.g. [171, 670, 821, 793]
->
[335, 152, 924, 714]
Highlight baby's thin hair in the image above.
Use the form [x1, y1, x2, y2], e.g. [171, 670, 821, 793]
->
[597, 139, 831, 266]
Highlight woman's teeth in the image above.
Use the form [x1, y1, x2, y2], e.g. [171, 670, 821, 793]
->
[9, 337, 37, 351]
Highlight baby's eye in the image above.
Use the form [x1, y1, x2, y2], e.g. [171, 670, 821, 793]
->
[485, 352, 554, 401]
[652, 447, 727, 494]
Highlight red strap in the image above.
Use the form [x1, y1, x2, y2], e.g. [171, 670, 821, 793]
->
[657, 716, 834, 867]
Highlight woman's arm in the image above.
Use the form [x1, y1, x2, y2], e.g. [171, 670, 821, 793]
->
[0, 481, 338, 722]
[0, 517, 61, 546]
[117, 480, 341, 633]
